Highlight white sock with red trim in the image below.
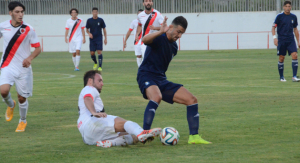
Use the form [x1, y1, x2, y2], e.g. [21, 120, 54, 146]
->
[75, 56, 81, 68]
[72, 56, 76, 67]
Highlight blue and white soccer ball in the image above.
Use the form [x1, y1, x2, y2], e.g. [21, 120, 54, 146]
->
[160, 127, 180, 145]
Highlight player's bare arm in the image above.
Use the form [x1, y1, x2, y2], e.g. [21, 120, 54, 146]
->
[149, 25, 160, 30]
[142, 16, 168, 44]
[84, 96, 107, 118]
[86, 28, 93, 39]
[103, 28, 107, 45]
[272, 26, 278, 46]
[135, 25, 142, 42]
[81, 28, 86, 44]
[22, 46, 41, 68]
[65, 29, 69, 43]
[123, 30, 132, 49]
[294, 28, 300, 48]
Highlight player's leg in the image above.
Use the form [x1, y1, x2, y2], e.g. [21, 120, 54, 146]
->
[141, 44, 147, 61]
[89, 42, 98, 70]
[72, 52, 76, 70]
[135, 44, 142, 67]
[277, 42, 287, 81]
[74, 40, 82, 71]
[97, 50, 103, 71]
[69, 41, 77, 70]
[288, 41, 299, 81]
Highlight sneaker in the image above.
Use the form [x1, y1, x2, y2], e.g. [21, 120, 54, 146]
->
[15, 121, 27, 132]
[188, 134, 211, 144]
[280, 78, 287, 82]
[96, 140, 112, 148]
[98, 67, 102, 71]
[93, 64, 97, 70]
[292, 76, 300, 82]
[137, 128, 161, 143]
[74, 67, 79, 71]
[5, 100, 16, 122]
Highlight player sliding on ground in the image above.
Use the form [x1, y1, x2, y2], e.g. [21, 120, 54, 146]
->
[77, 70, 161, 148]
[137, 16, 211, 144]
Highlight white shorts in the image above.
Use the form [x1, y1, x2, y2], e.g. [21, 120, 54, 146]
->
[77, 115, 119, 145]
[0, 67, 33, 98]
[69, 39, 82, 53]
[134, 44, 143, 56]
[141, 43, 147, 58]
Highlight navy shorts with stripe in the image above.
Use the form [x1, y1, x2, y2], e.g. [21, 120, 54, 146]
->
[137, 72, 183, 104]
[277, 40, 297, 56]
[89, 40, 103, 51]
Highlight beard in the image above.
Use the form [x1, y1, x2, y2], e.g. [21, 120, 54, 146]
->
[145, 4, 152, 10]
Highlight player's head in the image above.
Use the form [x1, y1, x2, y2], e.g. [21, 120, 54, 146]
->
[143, 0, 153, 11]
[167, 16, 188, 42]
[8, 1, 25, 24]
[83, 70, 103, 93]
[69, 8, 78, 17]
[137, 9, 143, 15]
[283, 1, 292, 13]
[92, 7, 98, 17]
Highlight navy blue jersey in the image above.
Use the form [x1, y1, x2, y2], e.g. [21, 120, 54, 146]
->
[138, 33, 178, 78]
[86, 17, 106, 41]
[274, 12, 298, 41]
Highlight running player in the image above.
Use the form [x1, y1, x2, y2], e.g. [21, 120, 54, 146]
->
[272, 0, 300, 82]
[137, 16, 211, 144]
[86, 7, 107, 71]
[0, 1, 41, 132]
[135, 0, 164, 58]
[77, 70, 161, 148]
[123, 9, 143, 67]
[65, 8, 85, 71]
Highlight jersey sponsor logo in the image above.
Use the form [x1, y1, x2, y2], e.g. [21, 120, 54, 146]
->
[98, 22, 100, 26]
[77, 121, 82, 129]
[4, 29, 11, 31]
[292, 20, 294, 24]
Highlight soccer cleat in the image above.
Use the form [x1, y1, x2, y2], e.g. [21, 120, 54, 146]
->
[98, 67, 102, 71]
[292, 76, 300, 82]
[5, 100, 16, 122]
[15, 121, 27, 132]
[188, 134, 212, 144]
[137, 128, 161, 143]
[96, 140, 113, 148]
[280, 78, 287, 82]
[93, 64, 97, 70]
[74, 67, 79, 71]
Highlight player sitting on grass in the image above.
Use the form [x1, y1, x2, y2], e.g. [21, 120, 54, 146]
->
[77, 70, 161, 148]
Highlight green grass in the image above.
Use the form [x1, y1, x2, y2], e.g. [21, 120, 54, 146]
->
[0, 49, 299, 163]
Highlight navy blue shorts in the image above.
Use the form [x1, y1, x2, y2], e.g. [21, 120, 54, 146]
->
[277, 40, 297, 56]
[90, 40, 103, 51]
[137, 73, 183, 104]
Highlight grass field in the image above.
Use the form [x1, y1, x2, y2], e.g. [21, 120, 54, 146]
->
[0, 49, 299, 163]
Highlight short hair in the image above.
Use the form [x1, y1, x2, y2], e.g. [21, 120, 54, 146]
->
[284, 1, 291, 6]
[143, 0, 153, 2]
[137, 9, 143, 14]
[92, 7, 98, 11]
[83, 70, 101, 86]
[69, 8, 78, 15]
[8, 1, 25, 11]
[172, 16, 188, 30]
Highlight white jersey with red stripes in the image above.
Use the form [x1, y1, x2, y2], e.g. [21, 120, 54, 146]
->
[129, 19, 142, 45]
[0, 20, 40, 71]
[65, 17, 85, 42]
[137, 9, 163, 43]
[78, 86, 104, 117]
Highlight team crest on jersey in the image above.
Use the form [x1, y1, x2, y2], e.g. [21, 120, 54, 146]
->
[292, 20, 294, 23]
[19, 28, 26, 34]
[98, 22, 100, 26]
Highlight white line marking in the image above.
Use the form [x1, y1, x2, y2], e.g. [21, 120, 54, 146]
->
[33, 72, 76, 81]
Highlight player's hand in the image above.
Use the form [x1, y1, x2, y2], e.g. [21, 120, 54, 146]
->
[65, 37, 68, 43]
[149, 25, 155, 30]
[160, 16, 169, 34]
[83, 39, 86, 44]
[135, 35, 139, 42]
[274, 38, 278, 46]
[89, 33, 93, 39]
[104, 38, 107, 45]
[22, 58, 32, 68]
[123, 42, 127, 49]
[92, 112, 107, 118]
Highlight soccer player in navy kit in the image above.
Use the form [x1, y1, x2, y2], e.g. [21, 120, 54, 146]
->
[272, 0, 300, 82]
[86, 7, 107, 71]
[137, 16, 211, 144]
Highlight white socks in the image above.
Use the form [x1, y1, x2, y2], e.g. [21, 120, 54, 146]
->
[110, 136, 126, 146]
[136, 57, 142, 67]
[123, 134, 134, 145]
[3, 92, 14, 108]
[75, 56, 80, 68]
[124, 121, 144, 136]
[19, 99, 28, 121]
[72, 56, 76, 67]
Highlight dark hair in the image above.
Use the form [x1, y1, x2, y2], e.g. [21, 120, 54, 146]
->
[92, 7, 98, 11]
[69, 8, 78, 15]
[83, 70, 101, 86]
[137, 9, 143, 14]
[284, 1, 291, 6]
[172, 16, 188, 29]
[143, 0, 152, 2]
[8, 1, 25, 11]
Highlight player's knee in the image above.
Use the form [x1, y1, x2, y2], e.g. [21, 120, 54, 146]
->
[17, 95, 26, 104]
[0, 89, 9, 98]
[279, 56, 285, 62]
[151, 94, 162, 104]
[292, 53, 298, 59]
[90, 52, 95, 56]
[137, 55, 142, 58]
[186, 95, 198, 106]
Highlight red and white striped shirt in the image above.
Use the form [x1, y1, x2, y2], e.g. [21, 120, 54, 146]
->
[65, 17, 85, 42]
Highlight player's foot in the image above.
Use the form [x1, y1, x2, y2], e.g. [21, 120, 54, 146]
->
[74, 67, 79, 71]
[98, 67, 102, 71]
[96, 140, 113, 148]
[93, 64, 97, 70]
[188, 134, 212, 144]
[292, 76, 300, 82]
[5, 100, 16, 122]
[137, 128, 161, 143]
[280, 78, 286, 82]
[15, 121, 27, 132]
